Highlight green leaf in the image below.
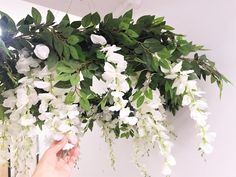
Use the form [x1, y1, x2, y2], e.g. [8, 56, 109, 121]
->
[119, 17, 131, 30]
[65, 91, 76, 104]
[56, 73, 71, 81]
[99, 94, 109, 109]
[80, 96, 91, 111]
[103, 13, 113, 24]
[71, 21, 81, 28]
[160, 59, 170, 69]
[123, 9, 133, 19]
[46, 51, 59, 69]
[57, 62, 76, 73]
[163, 25, 175, 31]
[81, 13, 92, 27]
[137, 95, 145, 108]
[69, 46, 79, 59]
[135, 70, 147, 88]
[117, 32, 136, 46]
[91, 12, 101, 25]
[144, 88, 153, 100]
[31, 7, 42, 25]
[0, 10, 17, 36]
[0, 105, 5, 121]
[88, 120, 94, 131]
[67, 35, 80, 45]
[76, 46, 86, 61]
[63, 44, 70, 60]
[40, 30, 53, 47]
[136, 15, 155, 27]
[53, 36, 64, 56]
[70, 73, 81, 86]
[46, 10, 55, 24]
[158, 48, 171, 59]
[144, 38, 163, 52]
[132, 90, 142, 101]
[126, 29, 139, 38]
[0, 39, 10, 56]
[60, 27, 74, 38]
[96, 50, 105, 60]
[153, 17, 165, 25]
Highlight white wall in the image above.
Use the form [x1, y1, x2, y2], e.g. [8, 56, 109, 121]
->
[1, 0, 236, 177]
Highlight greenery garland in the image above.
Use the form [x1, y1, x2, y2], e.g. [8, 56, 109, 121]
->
[0, 8, 229, 177]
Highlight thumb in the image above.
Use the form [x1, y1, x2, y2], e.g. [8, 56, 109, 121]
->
[50, 138, 68, 153]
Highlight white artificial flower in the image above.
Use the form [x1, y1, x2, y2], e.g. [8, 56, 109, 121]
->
[38, 112, 54, 121]
[90, 76, 108, 96]
[34, 44, 50, 60]
[20, 114, 36, 126]
[106, 52, 124, 64]
[62, 143, 75, 150]
[166, 155, 176, 166]
[182, 95, 191, 106]
[101, 45, 121, 54]
[27, 86, 39, 106]
[119, 107, 138, 125]
[199, 142, 214, 154]
[102, 62, 117, 81]
[90, 34, 107, 45]
[15, 57, 39, 74]
[116, 59, 128, 73]
[195, 100, 208, 110]
[33, 81, 50, 90]
[205, 132, 216, 142]
[16, 87, 29, 108]
[109, 91, 128, 111]
[162, 164, 172, 175]
[2, 95, 16, 109]
[34, 66, 51, 79]
[38, 93, 56, 113]
[172, 61, 183, 73]
[80, 71, 84, 81]
[67, 110, 80, 119]
[57, 120, 72, 133]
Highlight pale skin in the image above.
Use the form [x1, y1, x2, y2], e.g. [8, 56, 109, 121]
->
[32, 138, 79, 177]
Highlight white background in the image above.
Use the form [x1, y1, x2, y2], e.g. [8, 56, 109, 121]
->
[1, 0, 236, 177]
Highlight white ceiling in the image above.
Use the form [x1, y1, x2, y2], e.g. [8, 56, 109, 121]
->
[22, 0, 142, 17]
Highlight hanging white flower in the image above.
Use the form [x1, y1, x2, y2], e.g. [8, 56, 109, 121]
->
[119, 107, 138, 125]
[15, 56, 39, 74]
[34, 44, 50, 60]
[33, 81, 51, 91]
[90, 34, 107, 45]
[90, 76, 108, 96]
[20, 114, 36, 126]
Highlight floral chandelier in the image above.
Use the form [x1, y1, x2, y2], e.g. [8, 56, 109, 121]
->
[0, 8, 229, 177]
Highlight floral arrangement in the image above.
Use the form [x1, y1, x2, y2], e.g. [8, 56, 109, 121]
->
[0, 8, 229, 177]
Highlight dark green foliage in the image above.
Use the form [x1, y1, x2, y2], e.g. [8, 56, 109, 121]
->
[0, 8, 229, 122]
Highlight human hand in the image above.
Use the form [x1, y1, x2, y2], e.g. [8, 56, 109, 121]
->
[32, 138, 79, 177]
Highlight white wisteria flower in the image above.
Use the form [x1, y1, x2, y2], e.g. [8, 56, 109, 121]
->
[90, 34, 107, 45]
[119, 107, 138, 125]
[34, 44, 50, 60]
[90, 76, 108, 96]
[15, 56, 39, 74]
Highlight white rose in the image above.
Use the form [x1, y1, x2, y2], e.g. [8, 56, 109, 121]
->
[34, 44, 50, 60]
[90, 34, 107, 45]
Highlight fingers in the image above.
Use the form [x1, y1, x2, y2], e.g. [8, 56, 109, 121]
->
[49, 137, 68, 153]
[68, 146, 79, 167]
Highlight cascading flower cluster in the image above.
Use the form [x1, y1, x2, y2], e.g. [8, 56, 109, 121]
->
[161, 61, 216, 155]
[1, 45, 82, 176]
[0, 8, 228, 177]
